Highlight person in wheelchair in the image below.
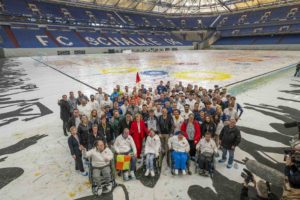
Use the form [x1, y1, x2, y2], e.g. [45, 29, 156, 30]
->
[168, 131, 190, 175]
[144, 129, 161, 177]
[196, 132, 218, 176]
[82, 140, 114, 194]
[114, 128, 137, 181]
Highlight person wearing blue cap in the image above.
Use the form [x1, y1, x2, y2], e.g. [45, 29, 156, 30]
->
[168, 130, 190, 175]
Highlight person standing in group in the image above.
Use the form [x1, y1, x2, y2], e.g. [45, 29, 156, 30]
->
[172, 109, 184, 134]
[58, 94, 71, 136]
[119, 112, 133, 136]
[158, 107, 174, 156]
[78, 115, 90, 150]
[146, 109, 159, 133]
[68, 108, 81, 130]
[68, 126, 88, 176]
[98, 115, 115, 147]
[201, 115, 216, 138]
[181, 113, 201, 160]
[130, 113, 148, 158]
[219, 118, 241, 169]
[68, 91, 77, 113]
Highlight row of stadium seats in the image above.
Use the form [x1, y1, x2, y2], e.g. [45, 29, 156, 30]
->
[0, 25, 192, 48]
[220, 24, 300, 37]
[1, 0, 299, 31]
[0, 0, 210, 29]
[213, 34, 300, 45]
[215, 5, 300, 28]
[1, 0, 300, 29]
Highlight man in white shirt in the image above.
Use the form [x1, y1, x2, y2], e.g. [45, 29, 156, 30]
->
[196, 132, 218, 176]
[181, 104, 193, 120]
[154, 104, 162, 118]
[185, 93, 196, 111]
[172, 109, 184, 134]
[77, 99, 91, 119]
[82, 140, 113, 193]
[95, 87, 104, 104]
[120, 99, 129, 115]
[100, 94, 113, 111]
[89, 95, 100, 114]
[114, 128, 137, 181]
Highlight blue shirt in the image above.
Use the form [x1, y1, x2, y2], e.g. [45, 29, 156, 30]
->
[157, 85, 167, 94]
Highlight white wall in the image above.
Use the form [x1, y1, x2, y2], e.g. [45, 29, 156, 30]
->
[2, 46, 194, 58]
[210, 44, 300, 50]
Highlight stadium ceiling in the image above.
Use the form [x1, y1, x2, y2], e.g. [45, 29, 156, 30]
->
[53, 0, 299, 14]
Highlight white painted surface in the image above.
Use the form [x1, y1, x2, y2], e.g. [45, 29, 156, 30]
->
[0, 50, 300, 200]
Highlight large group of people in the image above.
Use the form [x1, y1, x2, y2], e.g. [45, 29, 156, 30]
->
[59, 67, 300, 199]
[61, 80, 244, 182]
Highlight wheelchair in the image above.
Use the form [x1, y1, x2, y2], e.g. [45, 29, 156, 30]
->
[114, 152, 137, 181]
[141, 151, 162, 176]
[88, 158, 117, 196]
[169, 150, 192, 175]
[194, 150, 215, 178]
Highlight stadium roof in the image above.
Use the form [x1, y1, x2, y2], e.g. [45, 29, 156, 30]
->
[51, 0, 300, 14]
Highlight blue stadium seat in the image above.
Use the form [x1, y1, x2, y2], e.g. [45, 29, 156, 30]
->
[2, 0, 32, 15]
[11, 27, 57, 48]
[0, 26, 15, 48]
[49, 30, 88, 47]
[280, 34, 300, 44]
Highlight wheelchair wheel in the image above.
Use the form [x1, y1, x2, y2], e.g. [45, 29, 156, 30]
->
[92, 185, 103, 196]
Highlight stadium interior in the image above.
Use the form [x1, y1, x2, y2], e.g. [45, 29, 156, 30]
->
[1, 1, 300, 200]
[0, 0, 300, 56]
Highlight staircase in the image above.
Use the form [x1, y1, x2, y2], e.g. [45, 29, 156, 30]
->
[198, 31, 221, 49]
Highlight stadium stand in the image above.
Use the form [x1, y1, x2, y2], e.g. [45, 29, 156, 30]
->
[1, 0, 300, 54]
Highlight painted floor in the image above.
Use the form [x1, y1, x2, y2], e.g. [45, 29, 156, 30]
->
[0, 50, 300, 200]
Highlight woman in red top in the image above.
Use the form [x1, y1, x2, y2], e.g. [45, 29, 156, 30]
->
[130, 113, 148, 158]
[181, 113, 201, 158]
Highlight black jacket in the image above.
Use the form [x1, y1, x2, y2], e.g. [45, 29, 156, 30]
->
[201, 122, 216, 137]
[158, 114, 174, 135]
[119, 118, 132, 135]
[98, 123, 115, 145]
[68, 135, 81, 156]
[67, 116, 79, 131]
[78, 123, 89, 148]
[88, 132, 104, 150]
[58, 100, 71, 121]
[219, 125, 241, 149]
[285, 165, 300, 188]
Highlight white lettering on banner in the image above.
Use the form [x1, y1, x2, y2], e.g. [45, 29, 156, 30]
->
[164, 38, 183, 45]
[120, 37, 136, 46]
[136, 37, 154, 46]
[36, 35, 49, 46]
[128, 38, 144, 46]
[56, 36, 73, 46]
[85, 37, 99, 46]
[97, 37, 111, 46]
[108, 37, 125, 46]
[147, 38, 161, 46]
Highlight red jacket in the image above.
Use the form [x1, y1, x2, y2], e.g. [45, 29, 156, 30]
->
[181, 120, 201, 144]
[130, 120, 148, 142]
